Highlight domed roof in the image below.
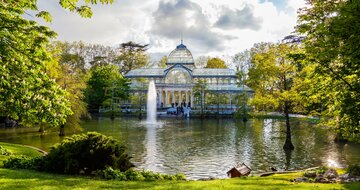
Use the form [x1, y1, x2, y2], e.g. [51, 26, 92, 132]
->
[167, 43, 194, 65]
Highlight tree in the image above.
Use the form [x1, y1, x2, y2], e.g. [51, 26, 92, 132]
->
[0, 0, 114, 128]
[195, 56, 211, 68]
[114, 41, 149, 75]
[296, 0, 360, 142]
[205, 58, 227, 68]
[58, 41, 115, 69]
[248, 43, 304, 150]
[158, 55, 168, 68]
[233, 50, 251, 79]
[0, 1, 73, 128]
[85, 65, 130, 112]
[47, 41, 89, 135]
[193, 79, 207, 118]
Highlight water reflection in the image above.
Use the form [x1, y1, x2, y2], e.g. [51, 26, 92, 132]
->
[142, 124, 160, 172]
[0, 118, 359, 179]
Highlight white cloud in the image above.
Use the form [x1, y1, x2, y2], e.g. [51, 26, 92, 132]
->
[34, 0, 305, 60]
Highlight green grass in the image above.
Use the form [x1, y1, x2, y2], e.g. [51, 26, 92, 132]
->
[0, 169, 359, 190]
[0, 142, 359, 190]
[0, 142, 43, 167]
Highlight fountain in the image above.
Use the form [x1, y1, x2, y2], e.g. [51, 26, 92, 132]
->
[146, 80, 157, 124]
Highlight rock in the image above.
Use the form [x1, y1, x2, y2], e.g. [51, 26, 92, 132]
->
[323, 169, 338, 179]
[304, 171, 317, 178]
[295, 177, 309, 183]
[339, 173, 350, 179]
[319, 178, 330, 183]
[315, 175, 324, 183]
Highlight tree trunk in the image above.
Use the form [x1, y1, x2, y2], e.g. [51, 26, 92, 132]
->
[59, 125, 65, 136]
[283, 101, 294, 150]
[284, 149, 292, 171]
[38, 125, 45, 133]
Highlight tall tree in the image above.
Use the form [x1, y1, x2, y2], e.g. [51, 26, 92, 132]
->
[248, 43, 304, 150]
[114, 41, 149, 75]
[47, 41, 89, 135]
[205, 58, 227, 68]
[296, 0, 360, 142]
[158, 55, 168, 68]
[195, 56, 211, 68]
[0, 0, 113, 128]
[0, 1, 73, 128]
[233, 49, 251, 77]
[85, 65, 130, 112]
[193, 79, 207, 118]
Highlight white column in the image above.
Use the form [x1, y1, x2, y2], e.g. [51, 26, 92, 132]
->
[172, 90, 175, 104]
[159, 90, 162, 107]
[190, 90, 194, 108]
[165, 90, 168, 107]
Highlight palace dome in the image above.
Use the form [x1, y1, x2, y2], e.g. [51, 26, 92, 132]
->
[167, 43, 194, 65]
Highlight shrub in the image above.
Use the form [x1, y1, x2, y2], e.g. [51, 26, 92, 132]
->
[96, 167, 186, 181]
[0, 146, 12, 156]
[3, 156, 43, 170]
[316, 166, 328, 175]
[96, 166, 127, 180]
[41, 132, 133, 175]
[347, 164, 360, 176]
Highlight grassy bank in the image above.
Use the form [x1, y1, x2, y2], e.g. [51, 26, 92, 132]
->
[0, 142, 43, 166]
[1, 142, 360, 190]
[1, 168, 360, 190]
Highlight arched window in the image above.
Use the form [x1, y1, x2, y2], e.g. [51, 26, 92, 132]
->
[165, 68, 191, 84]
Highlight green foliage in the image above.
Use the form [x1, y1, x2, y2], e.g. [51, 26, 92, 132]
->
[85, 65, 130, 111]
[96, 166, 186, 181]
[0, 146, 12, 156]
[47, 41, 89, 131]
[0, 1, 72, 127]
[205, 58, 227, 68]
[158, 55, 168, 68]
[41, 132, 133, 175]
[3, 156, 43, 170]
[247, 43, 304, 112]
[192, 79, 207, 114]
[347, 164, 360, 177]
[35, 11, 52, 22]
[114, 41, 149, 75]
[316, 166, 328, 175]
[296, 0, 360, 142]
[58, 0, 114, 18]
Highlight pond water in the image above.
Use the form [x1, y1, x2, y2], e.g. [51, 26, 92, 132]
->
[0, 117, 359, 180]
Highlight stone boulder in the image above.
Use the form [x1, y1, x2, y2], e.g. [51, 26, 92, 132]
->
[295, 177, 309, 183]
[323, 169, 338, 179]
[304, 171, 317, 178]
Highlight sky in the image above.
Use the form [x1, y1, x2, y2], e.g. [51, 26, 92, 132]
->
[34, 0, 306, 61]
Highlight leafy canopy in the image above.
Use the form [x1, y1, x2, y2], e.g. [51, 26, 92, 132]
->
[205, 58, 227, 68]
[296, 0, 360, 141]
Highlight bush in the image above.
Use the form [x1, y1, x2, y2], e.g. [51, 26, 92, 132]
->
[347, 164, 360, 176]
[316, 166, 328, 175]
[96, 167, 186, 181]
[41, 132, 133, 175]
[3, 156, 42, 170]
[0, 146, 12, 156]
[96, 166, 127, 180]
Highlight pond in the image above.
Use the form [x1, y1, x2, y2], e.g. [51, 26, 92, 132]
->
[0, 117, 359, 180]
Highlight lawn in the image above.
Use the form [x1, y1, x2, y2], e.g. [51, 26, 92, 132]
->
[0, 142, 359, 190]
